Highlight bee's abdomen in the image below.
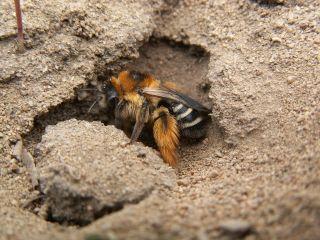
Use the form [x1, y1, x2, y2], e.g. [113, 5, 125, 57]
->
[171, 103, 209, 139]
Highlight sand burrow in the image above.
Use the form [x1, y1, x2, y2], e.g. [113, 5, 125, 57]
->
[22, 38, 220, 226]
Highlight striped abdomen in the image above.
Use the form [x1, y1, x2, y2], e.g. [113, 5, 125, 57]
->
[170, 102, 209, 139]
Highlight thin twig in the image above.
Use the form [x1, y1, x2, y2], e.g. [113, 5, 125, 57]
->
[14, 0, 24, 51]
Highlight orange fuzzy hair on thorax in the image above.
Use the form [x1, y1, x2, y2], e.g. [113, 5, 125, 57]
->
[111, 71, 160, 96]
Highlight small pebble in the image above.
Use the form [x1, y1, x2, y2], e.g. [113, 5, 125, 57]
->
[219, 219, 252, 237]
[287, 76, 295, 84]
[10, 163, 20, 174]
[137, 150, 146, 158]
[119, 141, 129, 148]
[271, 36, 282, 44]
[215, 150, 223, 158]
[177, 178, 189, 187]
[247, 57, 254, 63]
[208, 170, 219, 179]
[11, 199, 18, 206]
[33, 207, 40, 214]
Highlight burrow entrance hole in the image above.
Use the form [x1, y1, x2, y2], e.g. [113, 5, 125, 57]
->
[24, 38, 212, 152]
[23, 37, 216, 226]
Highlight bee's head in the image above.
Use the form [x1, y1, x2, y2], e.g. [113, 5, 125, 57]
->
[98, 81, 118, 110]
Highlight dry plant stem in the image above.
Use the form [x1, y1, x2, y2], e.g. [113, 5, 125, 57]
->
[14, 0, 24, 50]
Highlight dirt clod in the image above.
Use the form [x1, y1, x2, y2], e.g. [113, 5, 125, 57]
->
[36, 119, 176, 225]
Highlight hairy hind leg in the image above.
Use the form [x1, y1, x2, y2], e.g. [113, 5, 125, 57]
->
[153, 107, 179, 167]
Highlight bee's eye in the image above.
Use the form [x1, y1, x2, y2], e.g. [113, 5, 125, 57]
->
[101, 84, 108, 92]
[108, 96, 118, 109]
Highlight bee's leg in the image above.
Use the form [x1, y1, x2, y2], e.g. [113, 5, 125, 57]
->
[114, 99, 133, 136]
[115, 99, 126, 129]
[153, 107, 179, 167]
[130, 99, 149, 143]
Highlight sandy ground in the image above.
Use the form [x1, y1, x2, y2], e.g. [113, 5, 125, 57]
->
[0, 0, 319, 239]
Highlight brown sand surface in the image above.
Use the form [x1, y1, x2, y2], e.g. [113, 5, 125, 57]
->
[0, 0, 319, 239]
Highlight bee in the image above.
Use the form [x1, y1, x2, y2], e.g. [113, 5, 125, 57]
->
[98, 70, 211, 167]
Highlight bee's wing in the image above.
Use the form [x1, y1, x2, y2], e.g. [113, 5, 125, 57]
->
[142, 87, 211, 113]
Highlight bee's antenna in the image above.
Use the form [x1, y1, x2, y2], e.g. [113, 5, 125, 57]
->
[87, 95, 104, 113]
[78, 88, 104, 94]
[78, 88, 98, 91]
[87, 100, 98, 113]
